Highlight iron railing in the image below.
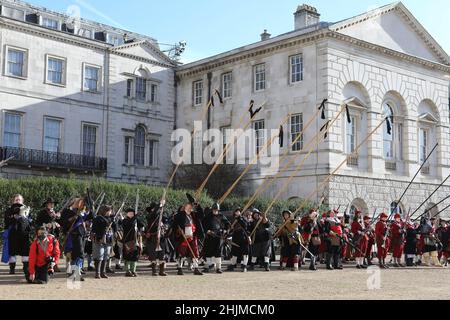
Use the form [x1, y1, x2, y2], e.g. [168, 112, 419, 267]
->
[0, 147, 107, 172]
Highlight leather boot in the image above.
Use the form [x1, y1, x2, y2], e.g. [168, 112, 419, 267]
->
[333, 254, 343, 270]
[23, 262, 32, 283]
[100, 260, 109, 279]
[326, 253, 333, 270]
[159, 263, 168, 276]
[151, 263, 158, 276]
[94, 261, 101, 279]
[194, 268, 203, 276]
[309, 257, 317, 271]
[9, 263, 16, 275]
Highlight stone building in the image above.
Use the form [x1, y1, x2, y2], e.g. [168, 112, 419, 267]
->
[176, 3, 450, 217]
[0, 0, 176, 185]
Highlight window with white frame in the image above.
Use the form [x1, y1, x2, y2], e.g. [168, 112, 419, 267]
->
[126, 79, 133, 98]
[346, 116, 357, 154]
[193, 80, 203, 106]
[290, 54, 303, 83]
[290, 114, 303, 151]
[222, 72, 232, 98]
[84, 65, 101, 92]
[254, 64, 266, 92]
[6, 47, 27, 78]
[136, 78, 147, 101]
[383, 104, 394, 159]
[46, 56, 66, 85]
[150, 84, 158, 103]
[134, 126, 146, 166]
[78, 28, 92, 39]
[44, 118, 62, 152]
[419, 128, 428, 163]
[253, 120, 265, 154]
[82, 124, 97, 157]
[42, 17, 59, 30]
[3, 113, 22, 148]
[149, 140, 158, 167]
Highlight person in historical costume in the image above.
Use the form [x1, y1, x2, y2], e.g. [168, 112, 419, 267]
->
[323, 211, 343, 270]
[112, 213, 124, 270]
[390, 213, 406, 267]
[84, 220, 94, 272]
[122, 208, 145, 277]
[364, 216, 375, 266]
[375, 212, 390, 269]
[173, 198, 204, 276]
[351, 211, 368, 269]
[202, 203, 229, 274]
[60, 198, 93, 281]
[300, 209, 320, 271]
[91, 205, 115, 279]
[145, 201, 169, 277]
[318, 213, 328, 264]
[404, 221, 419, 267]
[419, 216, 442, 267]
[278, 210, 301, 271]
[436, 219, 450, 266]
[3, 194, 28, 275]
[28, 227, 60, 284]
[7, 201, 32, 282]
[249, 209, 272, 272]
[227, 208, 251, 272]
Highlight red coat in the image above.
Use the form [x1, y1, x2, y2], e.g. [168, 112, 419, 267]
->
[390, 221, 404, 245]
[28, 235, 60, 275]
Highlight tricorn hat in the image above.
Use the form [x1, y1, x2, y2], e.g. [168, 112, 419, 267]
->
[42, 197, 58, 208]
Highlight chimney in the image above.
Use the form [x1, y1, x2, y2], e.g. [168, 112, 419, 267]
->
[260, 29, 271, 41]
[294, 4, 320, 30]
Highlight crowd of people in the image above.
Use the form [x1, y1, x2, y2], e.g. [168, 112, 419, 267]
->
[1, 193, 449, 285]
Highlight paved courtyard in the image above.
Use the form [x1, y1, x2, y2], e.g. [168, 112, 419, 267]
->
[1, 259, 449, 300]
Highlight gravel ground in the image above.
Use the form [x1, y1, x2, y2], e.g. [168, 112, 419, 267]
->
[1, 259, 449, 300]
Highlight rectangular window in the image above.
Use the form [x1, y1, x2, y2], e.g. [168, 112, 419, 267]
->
[6, 48, 26, 78]
[150, 84, 158, 103]
[419, 128, 428, 163]
[44, 118, 62, 152]
[398, 124, 403, 161]
[136, 78, 147, 101]
[222, 72, 232, 98]
[124, 137, 131, 164]
[78, 28, 92, 38]
[290, 114, 303, 151]
[290, 54, 303, 83]
[193, 80, 203, 106]
[253, 120, 265, 154]
[3, 113, 22, 148]
[46, 56, 65, 85]
[42, 18, 59, 30]
[254, 64, 266, 92]
[149, 140, 158, 167]
[82, 124, 97, 157]
[346, 117, 356, 154]
[126, 79, 133, 97]
[383, 122, 394, 159]
[134, 128, 146, 166]
[84, 65, 100, 92]
[221, 126, 231, 150]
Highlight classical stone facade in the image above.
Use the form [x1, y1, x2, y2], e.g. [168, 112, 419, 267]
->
[176, 3, 450, 218]
[0, 0, 175, 185]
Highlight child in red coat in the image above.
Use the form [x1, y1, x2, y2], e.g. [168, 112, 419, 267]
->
[28, 227, 60, 284]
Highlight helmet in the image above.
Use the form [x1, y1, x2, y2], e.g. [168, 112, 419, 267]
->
[211, 203, 220, 211]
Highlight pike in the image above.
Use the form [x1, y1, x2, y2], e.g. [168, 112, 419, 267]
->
[94, 192, 106, 216]
[388, 142, 439, 221]
[431, 203, 450, 220]
[155, 189, 167, 252]
[113, 193, 129, 221]
[413, 194, 450, 222]
[409, 174, 450, 219]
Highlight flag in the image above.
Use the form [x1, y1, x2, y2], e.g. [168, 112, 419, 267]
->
[318, 99, 328, 120]
[320, 121, 330, 140]
[215, 89, 224, 104]
[279, 125, 284, 147]
[249, 100, 262, 118]
[209, 95, 215, 108]
[345, 105, 352, 124]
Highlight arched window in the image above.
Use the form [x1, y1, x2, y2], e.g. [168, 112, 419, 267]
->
[134, 126, 146, 166]
[383, 103, 394, 159]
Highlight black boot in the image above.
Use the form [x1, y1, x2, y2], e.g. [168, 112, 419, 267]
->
[100, 260, 109, 279]
[94, 261, 101, 279]
[151, 263, 158, 276]
[23, 262, 32, 284]
[326, 253, 333, 270]
[177, 268, 184, 276]
[159, 263, 168, 277]
[9, 263, 16, 275]
[333, 254, 343, 270]
[264, 262, 270, 272]
[309, 257, 317, 271]
[227, 264, 236, 272]
[194, 268, 203, 276]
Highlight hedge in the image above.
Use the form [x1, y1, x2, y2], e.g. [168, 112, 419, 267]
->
[0, 177, 328, 229]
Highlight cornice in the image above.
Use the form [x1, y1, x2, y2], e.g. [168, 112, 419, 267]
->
[110, 40, 176, 67]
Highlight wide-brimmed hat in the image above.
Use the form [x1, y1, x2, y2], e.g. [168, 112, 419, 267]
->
[42, 197, 58, 207]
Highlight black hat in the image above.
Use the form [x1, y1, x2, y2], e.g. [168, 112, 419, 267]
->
[42, 197, 58, 207]
[186, 193, 196, 205]
[125, 208, 136, 215]
[146, 202, 159, 214]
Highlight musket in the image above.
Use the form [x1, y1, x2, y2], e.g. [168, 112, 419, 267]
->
[113, 193, 129, 221]
[155, 189, 167, 252]
[94, 192, 106, 216]
[177, 226, 198, 259]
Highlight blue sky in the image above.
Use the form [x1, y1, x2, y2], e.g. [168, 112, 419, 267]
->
[24, 0, 450, 63]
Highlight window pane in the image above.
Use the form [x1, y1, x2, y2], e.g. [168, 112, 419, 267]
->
[290, 55, 303, 83]
[136, 78, 147, 101]
[346, 117, 356, 154]
[151, 84, 157, 102]
[43, 18, 58, 29]
[47, 58, 64, 84]
[291, 114, 303, 151]
[44, 118, 61, 152]
[149, 140, 158, 167]
[84, 66, 99, 91]
[82, 125, 97, 157]
[127, 79, 133, 97]
[254, 120, 265, 154]
[134, 127, 145, 166]
[3, 113, 21, 148]
[7, 49, 25, 77]
[194, 81, 203, 105]
[254, 64, 266, 91]
[222, 73, 232, 98]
